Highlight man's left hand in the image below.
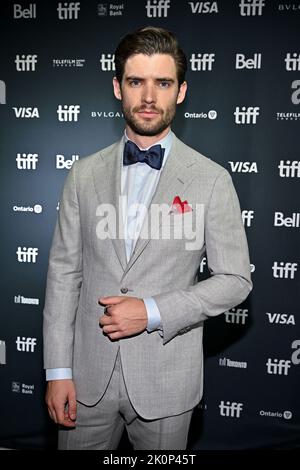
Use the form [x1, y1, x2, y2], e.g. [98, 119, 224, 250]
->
[98, 296, 147, 340]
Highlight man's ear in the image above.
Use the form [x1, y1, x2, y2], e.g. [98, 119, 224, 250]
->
[177, 81, 187, 104]
[113, 77, 122, 100]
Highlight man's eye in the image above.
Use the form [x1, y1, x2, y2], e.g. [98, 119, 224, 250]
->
[159, 81, 170, 88]
[129, 80, 140, 87]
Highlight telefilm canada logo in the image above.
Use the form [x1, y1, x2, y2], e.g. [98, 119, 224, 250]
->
[53, 58, 85, 68]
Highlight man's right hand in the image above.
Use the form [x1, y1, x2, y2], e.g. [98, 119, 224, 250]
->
[45, 379, 77, 427]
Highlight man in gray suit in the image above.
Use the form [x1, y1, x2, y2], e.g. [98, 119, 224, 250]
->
[43, 26, 252, 450]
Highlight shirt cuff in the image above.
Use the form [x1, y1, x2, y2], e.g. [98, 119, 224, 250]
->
[143, 297, 162, 332]
[46, 368, 73, 381]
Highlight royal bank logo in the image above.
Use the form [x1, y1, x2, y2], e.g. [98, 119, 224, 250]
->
[97, 3, 124, 16]
[242, 210, 254, 227]
[224, 308, 249, 325]
[57, 105, 80, 122]
[285, 53, 300, 71]
[12, 382, 35, 395]
[0, 80, 6, 104]
[278, 160, 300, 177]
[145, 0, 171, 17]
[14, 295, 40, 305]
[272, 262, 298, 279]
[0, 340, 6, 365]
[234, 106, 260, 124]
[189, 1, 218, 13]
[266, 358, 291, 375]
[13, 4, 37, 19]
[184, 110, 217, 120]
[274, 211, 300, 228]
[190, 53, 215, 71]
[91, 110, 124, 118]
[56, 154, 79, 169]
[219, 401, 243, 418]
[239, 0, 265, 16]
[228, 161, 258, 173]
[99, 54, 115, 71]
[13, 107, 39, 118]
[53, 58, 85, 67]
[16, 153, 38, 170]
[16, 247, 39, 263]
[235, 53, 262, 69]
[16, 336, 37, 352]
[219, 357, 248, 369]
[266, 312, 295, 325]
[57, 2, 80, 19]
[15, 54, 38, 71]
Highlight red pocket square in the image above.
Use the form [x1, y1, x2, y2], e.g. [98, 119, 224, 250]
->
[171, 196, 192, 214]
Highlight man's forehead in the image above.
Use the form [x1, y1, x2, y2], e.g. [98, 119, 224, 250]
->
[124, 53, 177, 77]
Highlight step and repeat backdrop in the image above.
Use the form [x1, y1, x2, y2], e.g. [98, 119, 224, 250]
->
[0, 0, 299, 450]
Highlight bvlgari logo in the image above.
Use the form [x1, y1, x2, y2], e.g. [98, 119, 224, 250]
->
[91, 110, 124, 118]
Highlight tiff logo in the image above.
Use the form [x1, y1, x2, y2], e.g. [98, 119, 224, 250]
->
[266, 358, 291, 375]
[239, 0, 265, 16]
[219, 401, 243, 418]
[285, 53, 300, 71]
[242, 210, 254, 227]
[145, 0, 170, 17]
[278, 160, 300, 177]
[13, 4, 37, 19]
[0, 80, 6, 104]
[16, 247, 39, 263]
[272, 262, 298, 279]
[57, 2, 80, 19]
[16, 337, 37, 352]
[57, 105, 80, 122]
[234, 106, 260, 124]
[15, 54, 37, 71]
[235, 53, 262, 69]
[16, 153, 38, 169]
[190, 53, 215, 71]
[225, 308, 249, 325]
[99, 54, 115, 71]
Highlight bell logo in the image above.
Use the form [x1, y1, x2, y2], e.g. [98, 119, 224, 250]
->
[56, 154, 79, 169]
[235, 53, 262, 69]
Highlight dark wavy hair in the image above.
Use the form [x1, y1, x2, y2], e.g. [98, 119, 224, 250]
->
[114, 26, 187, 86]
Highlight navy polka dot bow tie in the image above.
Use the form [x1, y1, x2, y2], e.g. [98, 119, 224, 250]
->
[123, 140, 165, 170]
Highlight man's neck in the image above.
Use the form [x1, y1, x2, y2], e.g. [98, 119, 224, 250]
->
[125, 125, 171, 149]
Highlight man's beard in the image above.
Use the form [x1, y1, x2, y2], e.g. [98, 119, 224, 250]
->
[122, 102, 177, 137]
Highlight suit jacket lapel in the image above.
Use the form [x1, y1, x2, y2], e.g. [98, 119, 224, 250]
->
[123, 136, 199, 276]
[92, 138, 127, 271]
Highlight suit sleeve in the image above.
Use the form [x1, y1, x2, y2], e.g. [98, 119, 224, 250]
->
[153, 170, 253, 344]
[43, 162, 82, 368]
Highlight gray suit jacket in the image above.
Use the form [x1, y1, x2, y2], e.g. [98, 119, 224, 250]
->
[43, 135, 252, 419]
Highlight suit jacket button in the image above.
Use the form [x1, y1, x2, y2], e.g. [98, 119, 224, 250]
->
[120, 287, 128, 294]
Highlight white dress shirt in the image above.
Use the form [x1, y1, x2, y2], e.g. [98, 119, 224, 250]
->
[46, 130, 173, 381]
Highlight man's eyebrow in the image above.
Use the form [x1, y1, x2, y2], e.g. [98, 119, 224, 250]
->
[125, 76, 175, 82]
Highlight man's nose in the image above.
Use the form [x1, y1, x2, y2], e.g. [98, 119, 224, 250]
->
[142, 83, 156, 104]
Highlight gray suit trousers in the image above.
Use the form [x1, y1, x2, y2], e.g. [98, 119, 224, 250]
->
[58, 351, 193, 450]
